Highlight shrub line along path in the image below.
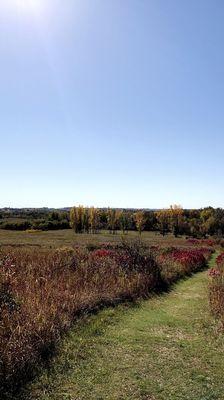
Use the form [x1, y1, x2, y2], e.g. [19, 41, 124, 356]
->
[19, 252, 224, 400]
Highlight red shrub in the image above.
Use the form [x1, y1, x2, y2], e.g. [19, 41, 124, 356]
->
[186, 238, 216, 247]
[91, 249, 116, 258]
[216, 253, 224, 268]
[156, 247, 210, 284]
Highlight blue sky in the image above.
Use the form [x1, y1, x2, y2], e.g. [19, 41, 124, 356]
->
[0, 0, 223, 208]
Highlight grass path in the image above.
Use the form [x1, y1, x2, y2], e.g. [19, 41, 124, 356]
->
[19, 253, 224, 400]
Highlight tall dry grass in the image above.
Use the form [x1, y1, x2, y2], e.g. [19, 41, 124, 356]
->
[209, 253, 224, 319]
[0, 241, 212, 394]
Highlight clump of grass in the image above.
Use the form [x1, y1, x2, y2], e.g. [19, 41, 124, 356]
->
[209, 252, 224, 319]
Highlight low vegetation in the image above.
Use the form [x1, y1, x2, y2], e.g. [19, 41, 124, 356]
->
[209, 252, 224, 322]
[0, 239, 213, 397]
[22, 263, 224, 400]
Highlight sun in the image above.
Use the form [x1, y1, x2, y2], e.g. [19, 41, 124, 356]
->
[14, 0, 46, 15]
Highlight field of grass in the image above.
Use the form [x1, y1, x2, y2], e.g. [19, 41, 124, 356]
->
[15, 253, 224, 400]
[0, 228, 219, 399]
[0, 229, 189, 249]
[0, 234, 213, 398]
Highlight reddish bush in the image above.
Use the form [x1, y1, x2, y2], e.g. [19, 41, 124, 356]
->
[91, 249, 116, 258]
[216, 253, 224, 268]
[186, 238, 216, 247]
[156, 247, 211, 284]
[209, 268, 221, 278]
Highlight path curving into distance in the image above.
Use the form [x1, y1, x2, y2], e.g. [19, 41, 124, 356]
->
[18, 253, 224, 400]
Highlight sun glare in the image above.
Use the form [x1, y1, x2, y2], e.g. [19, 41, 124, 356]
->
[14, 0, 46, 15]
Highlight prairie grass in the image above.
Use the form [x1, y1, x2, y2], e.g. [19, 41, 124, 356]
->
[0, 229, 191, 249]
[18, 259, 223, 400]
[0, 240, 213, 396]
[209, 252, 224, 320]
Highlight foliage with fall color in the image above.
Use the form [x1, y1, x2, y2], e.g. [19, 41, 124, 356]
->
[0, 240, 213, 395]
[1, 206, 224, 238]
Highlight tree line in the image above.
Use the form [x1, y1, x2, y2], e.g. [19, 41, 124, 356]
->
[0, 206, 224, 237]
[0, 210, 70, 231]
[70, 205, 224, 237]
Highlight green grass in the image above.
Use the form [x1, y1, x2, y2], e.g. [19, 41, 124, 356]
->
[0, 229, 188, 249]
[15, 253, 224, 400]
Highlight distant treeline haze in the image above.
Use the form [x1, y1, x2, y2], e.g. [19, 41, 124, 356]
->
[0, 205, 224, 237]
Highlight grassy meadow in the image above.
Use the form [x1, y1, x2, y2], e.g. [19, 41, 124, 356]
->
[0, 229, 189, 249]
[0, 227, 221, 400]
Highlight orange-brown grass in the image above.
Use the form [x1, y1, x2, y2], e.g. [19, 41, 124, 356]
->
[0, 243, 160, 393]
[209, 253, 224, 320]
[0, 241, 212, 395]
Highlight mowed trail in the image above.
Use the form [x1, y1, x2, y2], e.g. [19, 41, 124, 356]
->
[19, 253, 224, 400]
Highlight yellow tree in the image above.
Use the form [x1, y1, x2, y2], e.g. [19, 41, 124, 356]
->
[169, 204, 184, 237]
[156, 209, 170, 236]
[134, 211, 146, 235]
[107, 208, 121, 234]
[89, 207, 99, 234]
[83, 208, 90, 233]
[70, 205, 84, 233]
[119, 210, 130, 234]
